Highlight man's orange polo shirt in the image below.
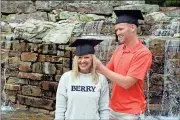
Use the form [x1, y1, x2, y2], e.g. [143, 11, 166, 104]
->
[107, 40, 152, 114]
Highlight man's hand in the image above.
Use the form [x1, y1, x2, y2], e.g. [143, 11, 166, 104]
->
[95, 58, 103, 72]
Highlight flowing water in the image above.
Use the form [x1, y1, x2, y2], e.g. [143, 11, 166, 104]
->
[162, 40, 180, 116]
[152, 19, 180, 37]
[82, 20, 104, 35]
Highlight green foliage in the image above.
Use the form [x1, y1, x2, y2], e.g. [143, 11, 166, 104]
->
[145, 0, 180, 7]
[164, 0, 180, 7]
[145, 0, 166, 6]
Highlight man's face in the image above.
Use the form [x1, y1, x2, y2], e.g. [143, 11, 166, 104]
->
[115, 23, 134, 44]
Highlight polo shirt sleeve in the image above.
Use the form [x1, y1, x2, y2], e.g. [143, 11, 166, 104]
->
[106, 55, 114, 71]
[106, 48, 119, 71]
[127, 52, 152, 81]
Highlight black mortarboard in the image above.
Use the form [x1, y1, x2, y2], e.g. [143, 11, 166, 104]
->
[114, 10, 144, 42]
[70, 38, 103, 56]
[114, 10, 144, 27]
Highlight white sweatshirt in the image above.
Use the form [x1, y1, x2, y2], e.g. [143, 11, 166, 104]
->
[54, 71, 109, 120]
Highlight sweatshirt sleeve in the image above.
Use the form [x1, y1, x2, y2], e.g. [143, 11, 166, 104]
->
[54, 73, 67, 120]
[99, 75, 110, 120]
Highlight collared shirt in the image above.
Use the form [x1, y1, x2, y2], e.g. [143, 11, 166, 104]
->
[107, 40, 152, 114]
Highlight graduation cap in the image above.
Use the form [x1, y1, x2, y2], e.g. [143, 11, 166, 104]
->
[114, 10, 144, 42]
[70, 38, 103, 56]
[114, 10, 144, 27]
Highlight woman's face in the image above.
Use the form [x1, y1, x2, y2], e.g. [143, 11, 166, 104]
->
[78, 54, 93, 73]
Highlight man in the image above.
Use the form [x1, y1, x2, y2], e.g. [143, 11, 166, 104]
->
[96, 10, 152, 120]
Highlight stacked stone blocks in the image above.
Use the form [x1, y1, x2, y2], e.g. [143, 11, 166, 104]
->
[2, 40, 71, 112]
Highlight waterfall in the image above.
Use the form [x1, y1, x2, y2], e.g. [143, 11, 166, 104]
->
[162, 40, 180, 116]
[152, 20, 180, 37]
[142, 38, 151, 115]
[82, 20, 104, 36]
[1, 49, 16, 112]
[142, 37, 180, 120]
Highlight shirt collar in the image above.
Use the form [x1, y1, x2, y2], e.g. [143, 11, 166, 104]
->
[122, 40, 144, 53]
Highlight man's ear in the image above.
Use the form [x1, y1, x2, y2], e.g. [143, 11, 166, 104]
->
[131, 24, 136, 32]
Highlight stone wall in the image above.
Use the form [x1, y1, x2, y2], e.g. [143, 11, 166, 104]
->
[1, 40, 71, 113]
[1, 0, 180, 115]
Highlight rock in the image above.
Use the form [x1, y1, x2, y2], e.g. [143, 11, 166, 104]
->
[7, 77, 28, 85]
[43, 21, 76, 44]
[50, 111, 55, 116]
[85, 14, 105, 21]
[18, 72, 43, 80]
[43, 62, 56, 75]
[29, 107, 50, 114]
[42, 91, 56, 100]
[1, 1, 36, 14]
[4, 12, 48, 23]
[9, 51, 21, 57]
[82, 21, 104, 35]
[43, 75, 54, 81]
[150, 73, 164, 85]
[32, 62, 44, 74]
[19, 62, 32, 72]
[14, 19, 57, 41]
[1, 22, 12, 33]
[63, 67, 70, 73]
[35, 1, 66, 12]
[74, 1, 145, 5]
[161, 7, 180, 17]
[24, 43, 38, 52]
[17, 94, 54, 110]
[22, 85, 42, 97]
[174, 33, 180, 38]
[144, 12, 169, 24]
[55, 75, 61, 81]
[38, 55, 46, 62]
[40, 81, 58, 92]
[56, 70, 63, 75]
[45, 55, 63, 63]
[8, 56, 20, 65]
[148, 104, 166, 111]
[11, 40, 21, 51]
[64, 51, 71, 58]
[55, 64, 63, 70]
[114, 1, 145, 5]
[167, 52, 180, 59]
[32, 62, 57, 74]
[5, 84, 21, 91]
[58, 11, 105, 22]
[66, 3, 113, 15]
[29, 80, 40, 86]
[114, 4, 159, 13]
[59, 11, 80, 21]
[41, 44, 49, 54]
[149, 38, 166, 56]
[47, 44, 57, 55]
[4, 41, 12, 50]
[63, 58, 70, 68]
[21, 52, 38, 62]
[12, 103, 28, 110]
[48, 13, 56, 22]
[72, 22, 85, 37]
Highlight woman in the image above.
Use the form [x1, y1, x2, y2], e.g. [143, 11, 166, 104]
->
[54, 38, 109, 120]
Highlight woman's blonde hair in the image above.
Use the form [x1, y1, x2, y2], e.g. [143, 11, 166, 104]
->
[72, 54, 99, 84]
